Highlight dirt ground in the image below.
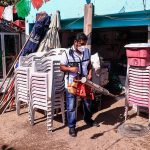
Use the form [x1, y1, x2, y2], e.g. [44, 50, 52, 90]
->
[0, 95, 150, 150]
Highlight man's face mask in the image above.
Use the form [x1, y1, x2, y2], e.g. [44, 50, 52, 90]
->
[76, 39, 87, 52]
[78, 46, 85, 52]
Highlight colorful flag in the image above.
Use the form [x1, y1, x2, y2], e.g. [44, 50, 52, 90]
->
[0, 6, 4, 19]
[31, 0, 43, 10]
[16, 0, 30, 18]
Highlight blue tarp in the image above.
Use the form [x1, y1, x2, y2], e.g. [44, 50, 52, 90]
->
[21, 15, 51, 56]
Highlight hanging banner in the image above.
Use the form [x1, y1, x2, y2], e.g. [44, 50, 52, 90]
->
[31, 0, 43, 10]
[0, 6, 4, 19]
[16, 0, 30, 18]
[2, 5, 13, 21]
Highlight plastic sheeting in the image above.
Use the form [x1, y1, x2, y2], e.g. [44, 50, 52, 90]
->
[21, 14, 51, 56]
[38, 11, 61, 52]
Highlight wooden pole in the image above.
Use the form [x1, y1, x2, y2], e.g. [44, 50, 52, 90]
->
[148, 26, 150, 43]
[83, 3, 93, 51]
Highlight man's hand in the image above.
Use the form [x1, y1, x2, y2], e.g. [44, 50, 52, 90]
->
[87, 61, 92, 80]
[87, 73, 92, 80]
[60, 65, 78, 73]
[69, 67, 79, 73]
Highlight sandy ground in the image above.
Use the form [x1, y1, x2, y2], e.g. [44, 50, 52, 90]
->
[0, 96, 150, 150]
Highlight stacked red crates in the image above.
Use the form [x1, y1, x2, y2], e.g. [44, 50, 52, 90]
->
[125, 43, 150, 122]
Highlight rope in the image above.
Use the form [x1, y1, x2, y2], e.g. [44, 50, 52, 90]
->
[63, 16, 84, 30]
[94, 14, 150, 22]
[63, 12, 150, 31]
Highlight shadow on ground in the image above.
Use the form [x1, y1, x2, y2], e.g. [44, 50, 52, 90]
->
[76, 96, 125, 132]
[1, 145, 15, 150]
[24, 95, 131, 132]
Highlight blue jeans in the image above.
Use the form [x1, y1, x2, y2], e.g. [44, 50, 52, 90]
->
[66, 89, 92, 128]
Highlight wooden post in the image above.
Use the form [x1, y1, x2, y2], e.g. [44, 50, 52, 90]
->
[148, 26, 150, 43]
[83, 3, 93, 51]
[1, 34, 6, 78]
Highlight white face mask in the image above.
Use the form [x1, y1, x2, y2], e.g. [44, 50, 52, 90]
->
[78, 46, 85, 52]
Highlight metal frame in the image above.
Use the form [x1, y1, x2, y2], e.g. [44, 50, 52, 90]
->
[0, 32, 21, 78]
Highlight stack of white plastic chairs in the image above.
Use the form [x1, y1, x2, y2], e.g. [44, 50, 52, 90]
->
[15, 52, 46, 116]
[128, 67, 150, 107]
[29, 55, 65, 131]
[15, 49, 63, 113]
[15, 48, 66, 131]
[126, 66, 150, 120]
[15, 53, 39, 116]
[125, 43, 150, 122]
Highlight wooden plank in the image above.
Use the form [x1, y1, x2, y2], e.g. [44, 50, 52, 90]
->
[83, 3, 93, 51]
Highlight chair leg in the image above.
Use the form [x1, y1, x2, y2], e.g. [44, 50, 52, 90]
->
[137, 106, 140, 116]
[28, 102, 31, 121]
[47, 109, 53, 132]
[55, 108, 59, 115]
[148, 108, 150, 127]
[44, 110, 47, 117]
[30, 107, 35, 126]
[16, 101, 21, 115]
[124, 105, 129, 121]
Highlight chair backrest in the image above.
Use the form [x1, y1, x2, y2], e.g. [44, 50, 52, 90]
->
[19, 52, 45, 67]
[43, 60, 64, 98]
[31, 54, 64, 97]
[33, 57, 52, 72]
[45, 48, 66, 57]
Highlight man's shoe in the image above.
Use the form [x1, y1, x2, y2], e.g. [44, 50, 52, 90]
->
[69, 128, 77, 137]
[85, 119, 100, 127]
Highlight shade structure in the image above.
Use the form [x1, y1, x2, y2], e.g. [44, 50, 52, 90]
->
[38, 11, 61, 52]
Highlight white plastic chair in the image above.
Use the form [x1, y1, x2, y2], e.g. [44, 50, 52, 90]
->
[29, 58, 65, 131]
[125, 66, 150, 122]
[15, 52, 45, 116]
[15, 67, 30, 115]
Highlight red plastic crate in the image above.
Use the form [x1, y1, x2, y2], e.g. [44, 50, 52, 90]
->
[128, 57, 150, 66]
[126, 48, 150, 58]
[125, 43, 150, 66]
[125, 43, 150, 58]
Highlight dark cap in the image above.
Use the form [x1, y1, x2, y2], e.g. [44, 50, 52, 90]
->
[75, 32, 88, 41]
